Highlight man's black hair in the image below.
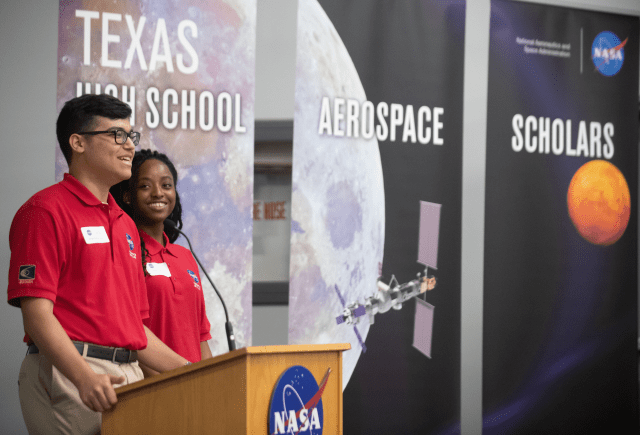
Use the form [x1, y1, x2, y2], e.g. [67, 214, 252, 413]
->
[56, 94, 132, 165]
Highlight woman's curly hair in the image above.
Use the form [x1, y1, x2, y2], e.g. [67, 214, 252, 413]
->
[110, 149, 184, 273]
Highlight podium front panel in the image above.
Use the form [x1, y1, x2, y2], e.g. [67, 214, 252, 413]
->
[102, 344, 348, 435]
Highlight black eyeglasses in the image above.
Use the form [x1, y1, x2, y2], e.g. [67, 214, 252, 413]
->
[77, 129, 141, 147]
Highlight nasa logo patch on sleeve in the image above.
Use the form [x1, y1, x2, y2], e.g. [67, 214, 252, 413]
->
[19, 265, 36, 283]
[187, 269, 201, 290]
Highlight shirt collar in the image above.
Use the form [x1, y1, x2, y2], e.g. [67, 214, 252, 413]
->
[61, 173, 124, 217]
[140, 230, 178, 258]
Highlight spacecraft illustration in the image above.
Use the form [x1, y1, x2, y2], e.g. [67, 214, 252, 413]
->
[335, 201, 441, 358]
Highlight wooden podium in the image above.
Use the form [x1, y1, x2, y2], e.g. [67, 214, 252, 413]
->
[102, 343, 350, 434]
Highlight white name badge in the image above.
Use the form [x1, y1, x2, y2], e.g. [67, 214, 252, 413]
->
[80, 226, 110, 244]
[146, 262, 171, 277]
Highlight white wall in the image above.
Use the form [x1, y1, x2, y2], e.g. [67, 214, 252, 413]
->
[0, 2, 58, 433]
[254, 0, 298, 120]
[0, 0, 638, 433]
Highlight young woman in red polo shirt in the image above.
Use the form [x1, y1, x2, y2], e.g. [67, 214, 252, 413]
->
[112, 150, 213, 373]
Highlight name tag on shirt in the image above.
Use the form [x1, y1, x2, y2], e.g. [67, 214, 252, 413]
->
[81, 226, 109, 244]
[146, 262, 171, 277]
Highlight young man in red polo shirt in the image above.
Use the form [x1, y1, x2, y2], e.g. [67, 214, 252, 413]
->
[7, 94, 190, 434]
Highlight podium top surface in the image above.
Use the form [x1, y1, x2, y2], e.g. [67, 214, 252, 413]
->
[115, 343, 351, 396]
[241, 343, 350, 355]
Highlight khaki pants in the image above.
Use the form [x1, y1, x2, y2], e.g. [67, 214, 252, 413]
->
[18, 351, 143, 435]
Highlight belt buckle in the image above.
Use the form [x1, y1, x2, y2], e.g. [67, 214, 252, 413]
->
[112, 348, 120, 363]
[114, 348, 132, 363]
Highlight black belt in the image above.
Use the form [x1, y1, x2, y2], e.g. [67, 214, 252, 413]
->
[27, 341, 138, 363]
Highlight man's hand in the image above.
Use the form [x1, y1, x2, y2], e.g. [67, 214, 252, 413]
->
[76, 372, 125, 412]
[21, 297, 121, 411]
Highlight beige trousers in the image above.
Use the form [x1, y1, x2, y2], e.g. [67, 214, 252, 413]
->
[18, 351, 143, 435]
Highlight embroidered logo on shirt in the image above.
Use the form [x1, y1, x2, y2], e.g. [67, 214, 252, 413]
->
[19, 265, 36, 283]
[187, 269, 201, 290]
[126, 233, 136, 259]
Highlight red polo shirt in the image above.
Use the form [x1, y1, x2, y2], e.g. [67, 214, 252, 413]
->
[7, 174, 149, 350]
[140, 231, 211, 362]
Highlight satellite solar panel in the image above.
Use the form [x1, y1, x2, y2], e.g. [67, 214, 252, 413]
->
[413, 298, 435, 358]
[417, 201, 441, 269]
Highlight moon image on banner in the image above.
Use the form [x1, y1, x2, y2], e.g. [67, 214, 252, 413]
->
[567, 159, 630, 246]
[288, 0, 385, 389]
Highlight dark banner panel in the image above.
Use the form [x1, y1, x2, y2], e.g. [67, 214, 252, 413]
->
[483, 1, 638, 433]
[289, 0, 465, 432]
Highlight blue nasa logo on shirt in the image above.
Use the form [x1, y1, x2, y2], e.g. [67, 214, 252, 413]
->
[87, 229, 92, 236]
[126, 233, 135, 251]
[187, 269, 199, 284]
[19, 265, 36, 282]
[269, 365, 325, 434]
[125, 233, 137, 259]
[592, 31, 626, 76]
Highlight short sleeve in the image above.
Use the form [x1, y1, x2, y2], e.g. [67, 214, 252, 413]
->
[7, 205, 62, 306]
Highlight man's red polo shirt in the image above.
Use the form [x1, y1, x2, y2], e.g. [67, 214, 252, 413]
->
[141, 231, 211, 362]
[7, 174, 149, 350]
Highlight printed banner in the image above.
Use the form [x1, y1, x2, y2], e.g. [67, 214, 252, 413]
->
[289, 0, 465, 432]
[57, 0, 256, 354]
[483, 1, 638, 432]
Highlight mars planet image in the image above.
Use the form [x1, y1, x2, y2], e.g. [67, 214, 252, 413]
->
[567, 160, 630, 246]
[288, 0, 385, 389]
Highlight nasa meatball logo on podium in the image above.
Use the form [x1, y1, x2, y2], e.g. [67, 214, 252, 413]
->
[269, 366, 327, 435]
